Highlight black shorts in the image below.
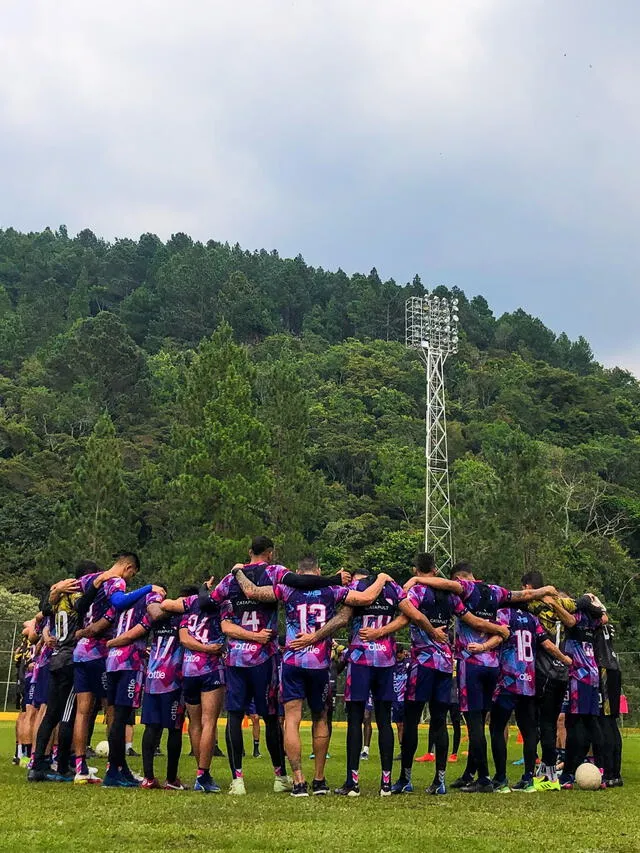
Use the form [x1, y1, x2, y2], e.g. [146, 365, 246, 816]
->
[600, 667, 622, 717]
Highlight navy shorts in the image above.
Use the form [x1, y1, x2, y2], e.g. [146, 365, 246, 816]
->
[33, 664, 50, 709]
[141, 689, 185, 729]
[392, 702, 404, 723]
[458, 661, 499, 713]
[345, 663, 395, 703]
[74, 659, 107, 698]
[183, 670, 225, 705]
[106, 670, 144, 709]
[405, 663, 453, 705]
[569, 680, 600, 716]
[281, 663, 329, 714]
[225, 657, 278, 718]
[492, 691, 535, 714]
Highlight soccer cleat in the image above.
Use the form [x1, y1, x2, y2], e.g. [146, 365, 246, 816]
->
[494, 783, 512, 794]
[415, 752, 435, 763]
[379, 782, 392, 797]
[120, 767, 142, 787]
[291, 782, 309, 797]
[426, 780, 447, 795]
[448, 753, 458, 762]
[273, 775, 293, 793]
[391, 778, 414, 794]
[74, 771, 102, 785]
[11, 756, 20, 766]
[559, 774, 574, 790]
[140, 777, 162, 789]
[511, 777, 535, 792]
[334, 783, 361, 797]
[512, 757, 524, 766]
[533, 777, 561, 792]
[163, 778, 185, 791]
[86, 746, 97, 758]
[194, 773, 221, 793]
[309, 753, 315, 759]
[27, 769, 47, 783]
[312, 778, 330, 795]
[126, 747, 140, 757]
[461, 779, 494, 794]
[228, 777, 247, 795]
[154, 747, 163, 756]
[253, 749, 262, 759]
[102, 769, 133, 788]
[360, 750, 369, 760]
[213, 745, 225, 758]
[450, 775, 473, 789]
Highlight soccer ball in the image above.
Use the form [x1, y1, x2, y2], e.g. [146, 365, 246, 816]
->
[575, 762, 602, 790]
[95, 740, 109, 758]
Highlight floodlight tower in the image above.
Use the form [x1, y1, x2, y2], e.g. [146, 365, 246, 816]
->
[405, 293, 459, 573]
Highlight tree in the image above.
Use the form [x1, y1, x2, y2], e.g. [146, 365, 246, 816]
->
[45, 412, 134, 570]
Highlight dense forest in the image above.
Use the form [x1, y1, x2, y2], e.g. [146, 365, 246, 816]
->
[1, 225, 640, 654]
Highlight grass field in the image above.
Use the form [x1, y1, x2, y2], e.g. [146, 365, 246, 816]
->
[1, 720, 638, 853]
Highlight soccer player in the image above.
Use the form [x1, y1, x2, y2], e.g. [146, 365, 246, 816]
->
[595, 617, 623, 787]
[160, 582, 226, 792]
[547, 593, 605, 788]
[237, 556, 393, 796]
[488, 606, 571, 792]
[372, 553, 508, 795]
[391, 649, 409, 759]
[411, 561, 556, 793]
[73, 561, 137, 783]
[207, 536, 349, 794]
[28, 564, 101, 782]
[521, 571, 575, 783]
[104, 562, 164, 788]
[137, 591, 186, 790]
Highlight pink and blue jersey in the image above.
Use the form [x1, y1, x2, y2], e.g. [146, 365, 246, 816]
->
[348, 579, 407, 668]
[180, 595, 225, 677]
[145, 613, 184, 694]
[495, 608, 547, 697]
[211, 563, 288, 667]
[565, 609, 601, 689]
[106, 591, 163, 673]
[74, 574, 122, 663]
[455, 579, 511, 667]
[275, 584, 349, 669]
[407, 584, 460, 673]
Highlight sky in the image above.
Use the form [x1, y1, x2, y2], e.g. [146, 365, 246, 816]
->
[1, 1, 639, 372]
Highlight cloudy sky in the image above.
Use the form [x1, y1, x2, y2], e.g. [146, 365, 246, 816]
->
[1, 1, 639, 371]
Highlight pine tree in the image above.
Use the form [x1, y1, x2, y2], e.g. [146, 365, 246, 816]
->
[46, 412, 133, 568]
[164, 323, 272, 578]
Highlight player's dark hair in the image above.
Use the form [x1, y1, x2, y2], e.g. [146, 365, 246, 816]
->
[112, 551, 140, 570]
[298, 554, 318, 573]
[74, 560, 101, 579]
[180, 584, 200, 597]
[155, 581, 169, 593]
[413, 552, 436, 574]
[452, 560, 473, 579]
[521, 570, 544, 588]
[352, 568, 371, 578]
[250, 536, 274, 557]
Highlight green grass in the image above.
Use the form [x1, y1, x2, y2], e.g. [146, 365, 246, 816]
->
[1, 720, 639, 853]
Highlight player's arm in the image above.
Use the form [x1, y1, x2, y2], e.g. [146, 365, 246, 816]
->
[106, 623, 148, 648]
[509, 585, 557, 603]
[49, 577, 80, 604]
[178, 627, 223, 655]
[467, 635, 503, 654]
[343, 572, 393, 607]
[75, 616, 112, 640]
[289, 606, 354, 651]
[540, 638, 572, 667]
[108, 584, 159, 610]
[543, 596, 577, 628]
[359, 612, 410, 642]
[461, 611, 510, 639]
[161, 597, 186, 614]
[42, 622, 57, 649]
[408, 575, 464, 596]
[234, 569, 277, 603]
[220, 619, 273, 645]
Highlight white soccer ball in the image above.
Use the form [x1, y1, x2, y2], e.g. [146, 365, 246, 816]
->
[95, 740, 109, 758]
[575, 762, 602, 790]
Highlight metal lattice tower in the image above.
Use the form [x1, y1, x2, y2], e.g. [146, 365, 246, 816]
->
[405, 294, 459, 573]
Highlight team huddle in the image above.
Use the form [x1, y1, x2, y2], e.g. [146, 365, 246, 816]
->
[12, 537, 623, 796]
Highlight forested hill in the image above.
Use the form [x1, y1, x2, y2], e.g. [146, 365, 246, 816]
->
[2, 226, 640, 644]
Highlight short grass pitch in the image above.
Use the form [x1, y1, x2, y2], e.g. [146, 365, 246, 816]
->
[0, 721, 638, 853]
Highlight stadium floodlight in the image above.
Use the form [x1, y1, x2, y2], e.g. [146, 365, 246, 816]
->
[405, 293, 459, 573]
